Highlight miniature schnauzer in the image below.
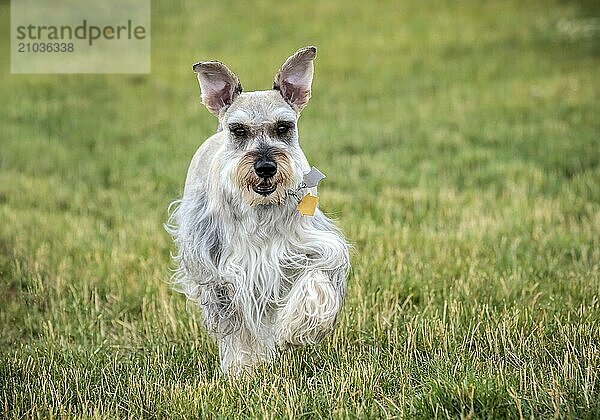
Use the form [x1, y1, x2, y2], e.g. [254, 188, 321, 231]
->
[166, 46, 350, 375]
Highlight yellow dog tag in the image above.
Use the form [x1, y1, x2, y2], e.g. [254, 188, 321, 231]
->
[297, 194, 319, 216]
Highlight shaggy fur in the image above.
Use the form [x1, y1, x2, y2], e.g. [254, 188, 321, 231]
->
[166, 46, 350, 375]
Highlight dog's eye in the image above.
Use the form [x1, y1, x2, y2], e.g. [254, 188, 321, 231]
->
[229, 124, 248, 138]
[276, 122, 293, 135]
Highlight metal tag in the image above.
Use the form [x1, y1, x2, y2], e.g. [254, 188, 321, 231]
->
[297, 193, 319, 216]
[303, 166, 326, 188]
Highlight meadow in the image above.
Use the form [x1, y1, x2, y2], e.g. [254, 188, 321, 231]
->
[1, 0, 599, 418]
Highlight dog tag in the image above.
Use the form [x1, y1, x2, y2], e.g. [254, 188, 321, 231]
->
[297, 193, 319, 216]
[303, 167, 326, 188]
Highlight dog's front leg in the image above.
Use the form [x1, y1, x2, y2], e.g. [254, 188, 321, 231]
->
[218, 330, 275, 375]
[218, 333, 253, 376]
[276, 271, 342, 348]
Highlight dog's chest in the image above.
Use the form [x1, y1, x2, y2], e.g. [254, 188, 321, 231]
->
[219, 221, 300, 304]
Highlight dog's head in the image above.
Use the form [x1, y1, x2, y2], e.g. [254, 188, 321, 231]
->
[192, 46, 316, 206]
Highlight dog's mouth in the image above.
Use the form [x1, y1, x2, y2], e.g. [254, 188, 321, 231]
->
[252, 181, 276, 196]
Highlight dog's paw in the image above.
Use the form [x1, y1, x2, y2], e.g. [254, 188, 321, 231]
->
[275, 271, 341, 347]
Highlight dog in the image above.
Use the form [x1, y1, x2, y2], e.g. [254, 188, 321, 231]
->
[166, 46, 350, 375]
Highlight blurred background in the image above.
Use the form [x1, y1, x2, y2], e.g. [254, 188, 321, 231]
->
[1, 0, 599, 417]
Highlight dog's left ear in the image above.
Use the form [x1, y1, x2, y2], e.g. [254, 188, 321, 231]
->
[273, 46, 316, 112]
[193, 61, 242, 117]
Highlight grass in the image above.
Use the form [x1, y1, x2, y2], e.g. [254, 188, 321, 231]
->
[1, 0, 599, 417]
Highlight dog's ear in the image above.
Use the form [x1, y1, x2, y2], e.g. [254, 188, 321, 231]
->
[273, 46, 316, 112]
[192, 61, 242, 116]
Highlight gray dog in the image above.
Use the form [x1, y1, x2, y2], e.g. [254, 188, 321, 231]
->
[167, 46, 350, 375]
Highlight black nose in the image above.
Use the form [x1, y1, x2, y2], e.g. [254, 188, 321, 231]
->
[254, 159, 277, 178]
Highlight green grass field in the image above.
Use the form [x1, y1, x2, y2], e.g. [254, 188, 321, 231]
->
[1, 0, 599, 418]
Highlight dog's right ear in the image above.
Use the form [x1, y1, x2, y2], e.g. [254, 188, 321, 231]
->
[192, 61, 242, 117]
